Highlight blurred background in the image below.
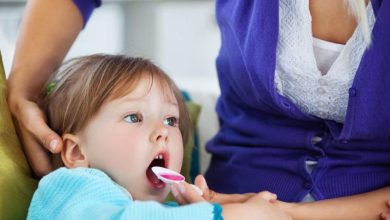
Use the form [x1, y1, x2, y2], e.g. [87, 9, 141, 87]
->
[0, 0, 221, 173]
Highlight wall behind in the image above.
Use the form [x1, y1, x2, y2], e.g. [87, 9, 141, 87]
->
[0, 2, 23, 75]
[0, 1, 220, 92]
[123, 1, 220, 94]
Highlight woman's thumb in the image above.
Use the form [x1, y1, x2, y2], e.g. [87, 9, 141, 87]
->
[194, 175, 209, 192]
[34, 119, 63, 153]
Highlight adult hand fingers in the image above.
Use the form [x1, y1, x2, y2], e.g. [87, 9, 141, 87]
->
[247, 191, 277, 204]
[381, 201, 390, 220]
[171, 182, 205, 204]
[195, 175, 223, 203]
[257, 191, 277, 202]
[15, 124, 53, 176]
[21, 100, 62, 152]
[194, 175, 256, 204]
[194, 175, 211, 198]
[170, 183, 187, 205]
[381, 212, 390, 220]
[12, 100, 62, 176]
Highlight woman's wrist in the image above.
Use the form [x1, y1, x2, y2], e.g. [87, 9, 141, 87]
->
[275, 200, 301, 220]
[7, 70, 46, 106]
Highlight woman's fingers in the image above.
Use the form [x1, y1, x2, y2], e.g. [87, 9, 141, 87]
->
[194, 175, 263, 204]
[257, 191, 277, 203]
[170, 184, 187, 205]
[246, 191, 277, 204]
[194, 175, 218, 202]
[381, 201, 390, 220]
[12, 100, 62, 176]
[194, 175, 209, 192]
[171, 182, 206, 204]
[15, 124, 53, 176]
[22, 101, 62, 153]
[381, 212, 390, 220]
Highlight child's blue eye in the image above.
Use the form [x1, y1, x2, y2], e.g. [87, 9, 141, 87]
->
[164, 117, 178, 127]
[124, 114, 142, 123]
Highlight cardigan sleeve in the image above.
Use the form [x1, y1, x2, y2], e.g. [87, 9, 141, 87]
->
[27, 167, 223, 220]
[72, 0, 102, 27]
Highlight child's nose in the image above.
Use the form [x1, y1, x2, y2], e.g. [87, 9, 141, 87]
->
[150, 122, 169, 144]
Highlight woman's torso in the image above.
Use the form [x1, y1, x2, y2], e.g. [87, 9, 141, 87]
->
[205, 0, 390, 202]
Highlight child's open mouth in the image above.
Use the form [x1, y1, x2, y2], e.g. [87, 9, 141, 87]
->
[146, 152, 168, 188]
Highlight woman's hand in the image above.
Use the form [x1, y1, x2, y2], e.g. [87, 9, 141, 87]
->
[171, 179, 292, 220]
[170, 181, 206, 204]
[7, 94, 63, 176]
[380, 201, 390, 220]
[220, 193, 292, 220]
[6, 0, 83, 177]
[194, 174, 277, 204]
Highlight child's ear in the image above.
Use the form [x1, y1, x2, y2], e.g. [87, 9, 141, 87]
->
[61, 134, 89, 168]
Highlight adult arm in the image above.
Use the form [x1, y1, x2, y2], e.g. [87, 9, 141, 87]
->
[6, 0, 92, 176]
[172, 176, 291, 220]
[277, 186, 390, 220]
[191, 175, 389, 219]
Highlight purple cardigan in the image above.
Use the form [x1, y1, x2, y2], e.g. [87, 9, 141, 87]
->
[72, 0, 101, 26]
[74, 0, 390, 202]
[204, 0, 390, 202]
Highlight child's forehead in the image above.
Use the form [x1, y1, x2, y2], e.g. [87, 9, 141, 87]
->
[110, 75, 178, 105]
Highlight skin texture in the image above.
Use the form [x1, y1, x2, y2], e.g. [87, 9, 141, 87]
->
[61, 77, 184, 202]
[310, 0, 357, 44]
[380, 201, 390, 220]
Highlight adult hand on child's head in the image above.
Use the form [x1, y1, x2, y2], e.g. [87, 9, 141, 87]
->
[7, 95, 63, 177]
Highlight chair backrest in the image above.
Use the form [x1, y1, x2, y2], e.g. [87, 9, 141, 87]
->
[0, 52, 37, 220]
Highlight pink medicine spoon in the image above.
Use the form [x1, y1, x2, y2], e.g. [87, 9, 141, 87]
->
[151, 166, 203, 195]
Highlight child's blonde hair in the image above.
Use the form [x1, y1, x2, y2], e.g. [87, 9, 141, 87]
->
[40, 54, 190, 148]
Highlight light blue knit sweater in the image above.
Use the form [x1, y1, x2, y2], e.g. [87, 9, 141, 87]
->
[27, 167, 223, 220]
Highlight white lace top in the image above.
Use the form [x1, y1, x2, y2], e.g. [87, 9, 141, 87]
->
[275, 0, 375, 123]
[312, 38, 344, 76]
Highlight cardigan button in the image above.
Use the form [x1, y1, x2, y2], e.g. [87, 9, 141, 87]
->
[317, 100, 326, 108]
[349, 88, 357, 97]
[316, 87, 326, 95]
[318, 78, 328, 86]
[282, 101, 290, 109]
[311, 136, 323, 145]
[303, 182, 312, 189]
